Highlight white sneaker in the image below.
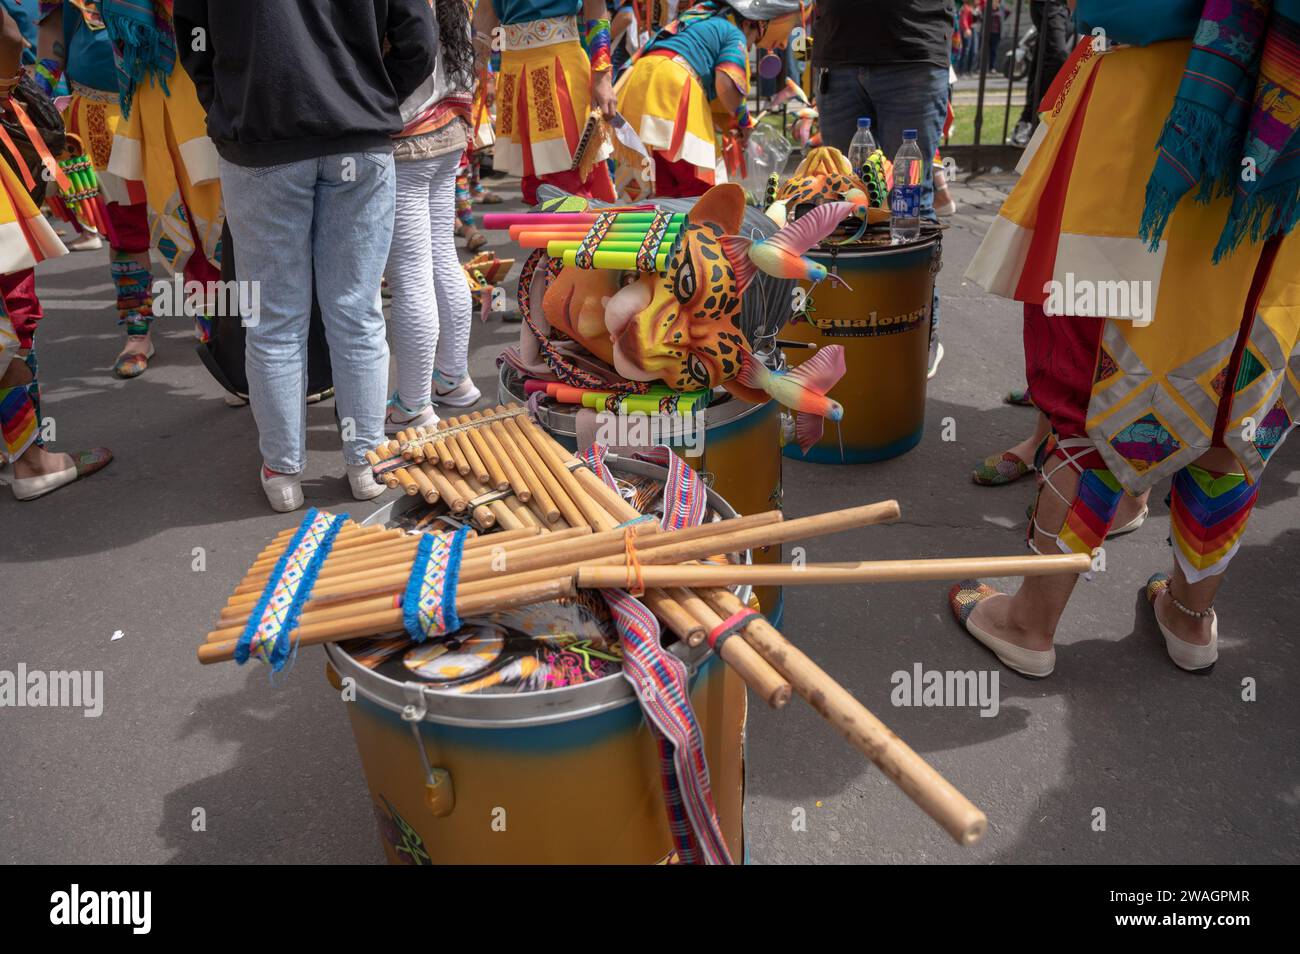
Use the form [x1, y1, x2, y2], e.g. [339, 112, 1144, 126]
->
[384, 400, 438, 435]
[261, 466, 304, 513]
[67, 232, 103, 252]
[347, 462, 386, 500]
[224, 391, 249, 407]
[432, 373, 482, 407]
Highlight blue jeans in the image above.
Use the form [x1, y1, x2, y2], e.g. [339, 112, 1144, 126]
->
[220, 152, 396, 471]
[818, 64, 949, 339]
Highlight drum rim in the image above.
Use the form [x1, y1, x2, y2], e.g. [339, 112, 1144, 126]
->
[324, 454, 754, 729]
[809, 231, 942, 259]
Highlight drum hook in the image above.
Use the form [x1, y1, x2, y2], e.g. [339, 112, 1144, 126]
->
[401, 684, 456, 818]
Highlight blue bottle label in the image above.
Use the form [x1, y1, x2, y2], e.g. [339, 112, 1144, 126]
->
[890, 184, 920, 217]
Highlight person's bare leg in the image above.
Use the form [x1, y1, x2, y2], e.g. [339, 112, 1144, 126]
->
[968, 459, 1084, 651]
[1003, 409, 1051, 465]
[0, 356, 72, 478]
[1114, 487, 1151, 528]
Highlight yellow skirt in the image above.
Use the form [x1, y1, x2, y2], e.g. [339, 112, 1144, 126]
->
[966, 38, 1300, 489]
[495, 18, 591, 178]
[65, 86, 143, 206]
[107, 65, 223, 274]
[0, 156, 66, 277]
[616, 54, 719, 175]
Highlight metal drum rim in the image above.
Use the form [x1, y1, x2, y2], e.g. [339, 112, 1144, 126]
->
[807, 232, 942, 261]
[324, 454, 754, 729]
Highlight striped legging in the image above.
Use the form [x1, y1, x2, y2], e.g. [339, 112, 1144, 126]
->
[385, 151, 472, 410]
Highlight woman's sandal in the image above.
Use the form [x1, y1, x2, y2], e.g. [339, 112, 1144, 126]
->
[11, 447, 113, 501]
[1004, 386, 1034, 407]
[113, 336, 154, 379]
[972, 451, 1032, 486]
[1145, 574, 1218, 672]
[948, 580, 1056, 677]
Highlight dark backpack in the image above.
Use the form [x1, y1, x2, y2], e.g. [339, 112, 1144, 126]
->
[0, 75, 68, 204]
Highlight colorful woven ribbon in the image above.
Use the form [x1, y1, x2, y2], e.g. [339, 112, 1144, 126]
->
[236, 508, 347, 671]
[581, 441, 732, 864]
[402, 526, 471, 642]
[637, 209, 674, 272]
[575, 212, 618, 269]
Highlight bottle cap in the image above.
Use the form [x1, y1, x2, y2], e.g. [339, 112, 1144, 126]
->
[903, 128, 918, 139]
[857, 117, 871, 129]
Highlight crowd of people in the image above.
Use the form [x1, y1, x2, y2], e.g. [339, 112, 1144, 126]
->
[1, 0, 1296, 682]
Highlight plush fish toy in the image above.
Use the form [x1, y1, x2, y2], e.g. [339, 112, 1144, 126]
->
[722, 202, 863, 290]
[737, 344, 846, 453]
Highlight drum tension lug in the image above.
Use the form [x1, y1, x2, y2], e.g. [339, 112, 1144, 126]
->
[401, 685, 455, 818]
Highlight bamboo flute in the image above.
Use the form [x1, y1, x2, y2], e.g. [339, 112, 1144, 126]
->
[701, 587, 987, 846]
[578, 553, 1094, 588]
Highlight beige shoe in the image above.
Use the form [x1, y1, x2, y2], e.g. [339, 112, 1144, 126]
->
[1146, 574, 1218, 671]
[949, 580, 1056, 678]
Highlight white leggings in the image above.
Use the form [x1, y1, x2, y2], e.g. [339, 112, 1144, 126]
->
[385, 151, 472, 410]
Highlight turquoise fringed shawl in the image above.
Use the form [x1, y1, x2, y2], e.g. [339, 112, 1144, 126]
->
[1078, 0, 1300, 261]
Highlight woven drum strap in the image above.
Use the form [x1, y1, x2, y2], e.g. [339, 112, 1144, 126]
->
[602, 588, 733, 865]
[575, 211, 618, 269]
[633, 444, 706, 531]
[237, 508, 348, 671]
[401, 526, 471, 642]
[636, 209, 673, 272]
[583, 442, 730, 863]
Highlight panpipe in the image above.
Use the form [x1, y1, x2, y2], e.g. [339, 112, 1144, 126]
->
[522, 379, 710, 414]
[200, 400, 1098, 845]
[482, 210, 686, 272]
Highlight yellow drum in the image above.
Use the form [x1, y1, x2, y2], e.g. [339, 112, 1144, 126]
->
[500, 365, 784, 623]
[782, 234, 940, 463]
[324, 459, 748, 865]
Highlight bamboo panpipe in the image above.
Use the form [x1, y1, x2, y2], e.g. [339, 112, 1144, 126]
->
[198, 576, 577, 665]
[578, 553, 1094, 589]
[211, 527, 602, 640]
[236, 526, 541, 598]
[496, 406, 585, 526]
[466, 410, 511, 492]
[471, 410, 531, 501]
[510, 409, 613, 530]
[225, 527, 583, 617]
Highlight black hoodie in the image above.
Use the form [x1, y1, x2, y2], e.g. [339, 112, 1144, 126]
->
[175, 0, 438, 166]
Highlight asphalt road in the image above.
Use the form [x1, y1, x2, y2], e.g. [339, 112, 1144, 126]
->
[2, 173, 1296, 865]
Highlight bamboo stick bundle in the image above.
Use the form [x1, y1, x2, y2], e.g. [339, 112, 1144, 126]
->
[564, 463, 989, 844]
[213, 510, 796, 638]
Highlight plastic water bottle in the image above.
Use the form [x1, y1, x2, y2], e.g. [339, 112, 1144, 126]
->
[846, 117, 877, 178]
[890, 129, 923, 245]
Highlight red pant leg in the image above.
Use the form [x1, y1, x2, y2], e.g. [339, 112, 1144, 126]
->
[0, 269, 42, 350]
[106, 202, 152, 254]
